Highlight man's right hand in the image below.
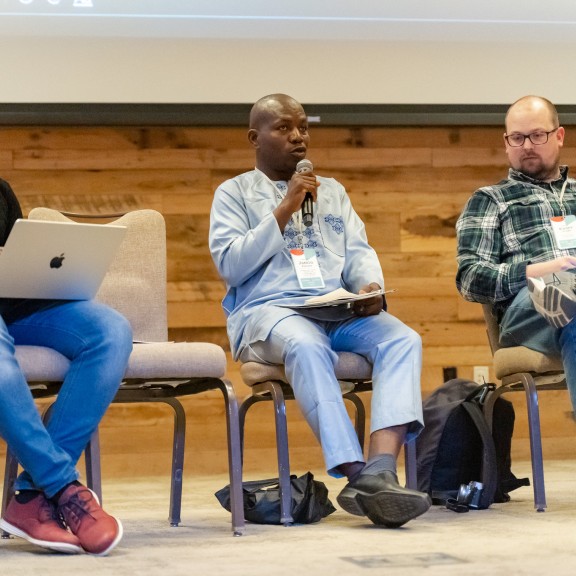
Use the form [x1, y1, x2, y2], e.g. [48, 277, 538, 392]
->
[274, 173, 319, 230]
[527, 256, 576, 278]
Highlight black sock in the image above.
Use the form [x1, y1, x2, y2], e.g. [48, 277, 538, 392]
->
[14, 490, 41, 504]
[51, 480, 83, 505]
[346, 462, 365, 484]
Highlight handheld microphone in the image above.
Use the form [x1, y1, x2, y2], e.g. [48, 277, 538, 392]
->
[296, 158, 314, 227]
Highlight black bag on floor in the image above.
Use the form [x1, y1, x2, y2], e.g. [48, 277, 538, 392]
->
[416, 378, 529, 511]
[215, 472, 336, 524]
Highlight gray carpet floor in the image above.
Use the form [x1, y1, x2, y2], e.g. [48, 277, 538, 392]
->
[1, 459, 575, 575]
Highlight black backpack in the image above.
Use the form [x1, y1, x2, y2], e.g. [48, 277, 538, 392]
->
[416, 378, 529, 510]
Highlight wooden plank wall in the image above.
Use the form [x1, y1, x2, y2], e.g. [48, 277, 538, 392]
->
[1, 124, 575, 480]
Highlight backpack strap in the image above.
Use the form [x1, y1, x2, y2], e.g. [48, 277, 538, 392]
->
[463, 382, 493, 404]
[461, 401, 498, 508]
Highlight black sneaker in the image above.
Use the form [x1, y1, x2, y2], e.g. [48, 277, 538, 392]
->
[337, 470, 431, 528]
[528, 272, 576, 329]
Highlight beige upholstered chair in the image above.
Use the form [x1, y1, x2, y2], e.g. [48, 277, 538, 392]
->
[239, 352, 418, 525]
[2, 208, 244, 535]
[482, 303, 566, 512]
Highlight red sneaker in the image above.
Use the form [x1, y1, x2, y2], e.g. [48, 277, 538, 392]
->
[57, 485, 123, 556]
[0, 492, 83, 554]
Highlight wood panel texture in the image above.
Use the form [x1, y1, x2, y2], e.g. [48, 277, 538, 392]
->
[1, 124, 574, 474]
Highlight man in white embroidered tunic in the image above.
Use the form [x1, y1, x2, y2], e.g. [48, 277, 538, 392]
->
[209, 93, 430, 527]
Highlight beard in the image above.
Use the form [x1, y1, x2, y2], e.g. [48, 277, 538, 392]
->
[516, 152, 561, 181]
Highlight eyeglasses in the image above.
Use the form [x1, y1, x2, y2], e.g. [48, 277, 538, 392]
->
[504, 127, 559, 147]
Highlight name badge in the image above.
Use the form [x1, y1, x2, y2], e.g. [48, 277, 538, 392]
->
[290, 248, 325, 289]
[550, 215, 576, 249]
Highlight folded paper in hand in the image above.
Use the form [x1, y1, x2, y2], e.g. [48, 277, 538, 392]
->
[280, 287, 393, 321]
[303, 287, 390, 307]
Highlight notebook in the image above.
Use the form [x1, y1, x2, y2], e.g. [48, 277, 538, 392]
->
[279, 288, 392, 321]
[0, 218, 127, 300]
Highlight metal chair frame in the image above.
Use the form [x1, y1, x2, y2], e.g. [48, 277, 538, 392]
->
[482, 303, 566, 512]
[239, 365, 417, 526]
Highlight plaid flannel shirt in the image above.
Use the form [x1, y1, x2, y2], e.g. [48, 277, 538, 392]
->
[456, 166, 576, 313]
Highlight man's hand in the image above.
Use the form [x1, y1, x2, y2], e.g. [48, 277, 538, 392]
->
[353, 282, 384, 317]
[274, 172, 319, 230]
[526, 256, 576, 279]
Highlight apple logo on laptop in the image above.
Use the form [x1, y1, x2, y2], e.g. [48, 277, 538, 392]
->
[50, 253, 65, 269]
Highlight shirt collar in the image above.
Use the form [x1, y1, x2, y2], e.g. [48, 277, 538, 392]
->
[508, 165, 569, 186]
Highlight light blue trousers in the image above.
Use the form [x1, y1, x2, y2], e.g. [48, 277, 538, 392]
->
[240, 311, 423, 476]
[0, 301, 132, 498]
[500, 286, 576, 410]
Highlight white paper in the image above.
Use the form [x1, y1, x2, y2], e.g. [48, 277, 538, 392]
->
[303, 287, 390, 307]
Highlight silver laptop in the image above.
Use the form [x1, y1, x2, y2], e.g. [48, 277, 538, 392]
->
[0, 219, 127, 300]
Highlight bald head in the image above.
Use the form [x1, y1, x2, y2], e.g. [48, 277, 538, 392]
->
[505, 95, 558, 132]
[249, 94, 304, 130]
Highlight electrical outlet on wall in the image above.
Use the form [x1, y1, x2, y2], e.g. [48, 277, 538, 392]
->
[473, 366, 490, 385]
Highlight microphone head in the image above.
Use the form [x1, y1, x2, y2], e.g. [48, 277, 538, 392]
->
[295, 159, 313, 174]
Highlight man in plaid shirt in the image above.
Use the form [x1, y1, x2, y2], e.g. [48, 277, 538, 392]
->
[456, 95, 576, 412]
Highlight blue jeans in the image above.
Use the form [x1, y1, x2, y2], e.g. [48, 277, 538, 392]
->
[240, 311, 423, 476]
[0, 301, 132, 498]
[500, 286, 576, 410]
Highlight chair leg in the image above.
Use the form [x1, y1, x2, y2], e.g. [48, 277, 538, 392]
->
[84, 428, 103, 504]
[404, 440, 418, 489]
[1, 448, 19, 538]
[265, 382, 293, 526]
[160, 398, 186, 527]
[216, 379, 245, 536]
[484, 379, 546, 512]
[239, 394, 262, 461]
[245, 381, 293, 526]
[343, 391, 366, 450]
[518, 374, 547, 512]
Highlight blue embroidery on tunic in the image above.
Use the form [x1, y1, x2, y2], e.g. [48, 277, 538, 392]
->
[284, 219, 320, 255]
[285, 227, 298, 242]
[324, 215, 344, 234]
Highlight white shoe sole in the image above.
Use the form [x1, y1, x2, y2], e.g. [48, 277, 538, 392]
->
[89, 517, 123, 557]
[530, 281, 576, 329]
[0, 518, 84, 554]
[66, 488, 124, 556]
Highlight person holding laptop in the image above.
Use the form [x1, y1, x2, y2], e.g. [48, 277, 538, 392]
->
[0, 178, 133, 556]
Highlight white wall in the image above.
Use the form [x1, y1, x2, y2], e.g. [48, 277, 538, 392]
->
[2, 36, 574, 105]
[0, 1, 575, 105]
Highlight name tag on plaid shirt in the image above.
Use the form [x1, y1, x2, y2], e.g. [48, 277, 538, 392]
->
[550, 215, 576, 249]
